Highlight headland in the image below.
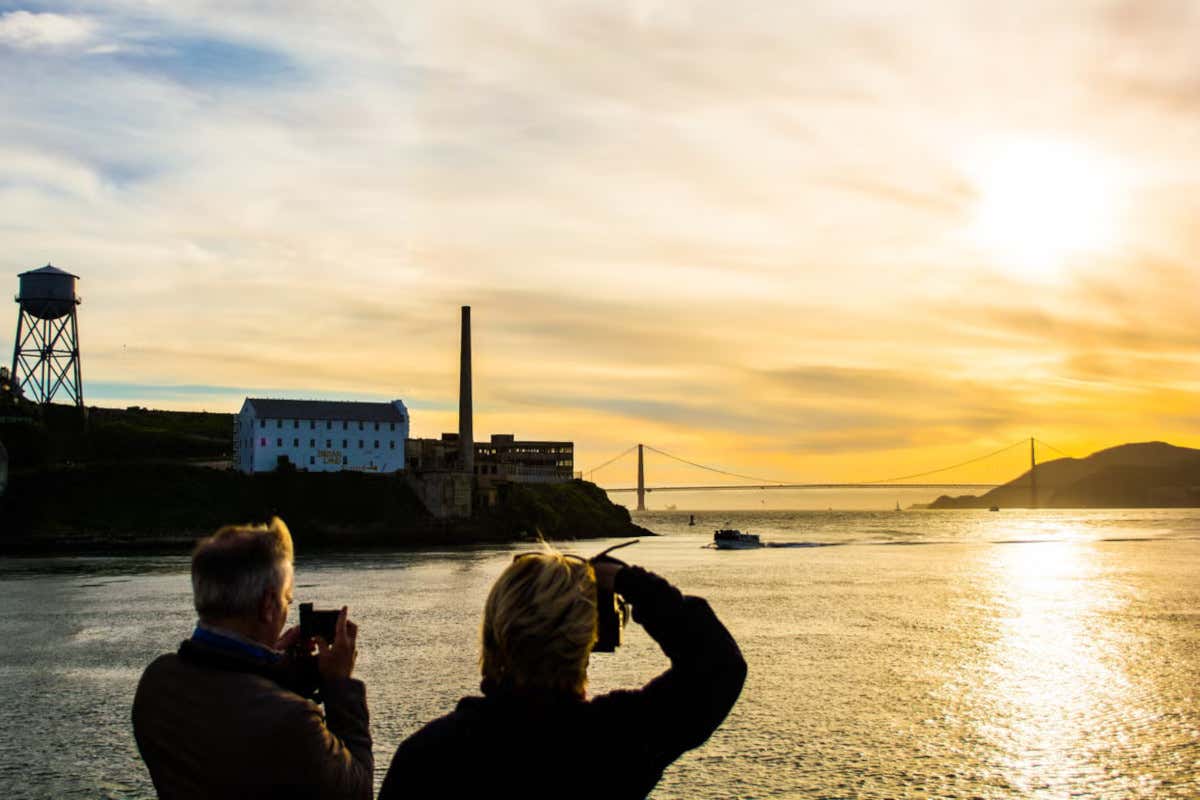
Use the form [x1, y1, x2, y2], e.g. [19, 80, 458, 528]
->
[929, 441, 1200, 509]
[0, 404, 649, 555]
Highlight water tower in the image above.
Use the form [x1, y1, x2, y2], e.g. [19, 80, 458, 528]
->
[10, 264, 84, 407]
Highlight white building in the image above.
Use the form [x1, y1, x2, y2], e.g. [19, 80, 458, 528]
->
[234, 398, 410, 474]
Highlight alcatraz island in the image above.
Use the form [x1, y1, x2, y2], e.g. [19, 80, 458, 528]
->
[4, 269, 1200, 553]
[0, 299, 648, 554]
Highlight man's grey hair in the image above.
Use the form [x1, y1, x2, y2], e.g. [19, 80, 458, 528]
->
[191, 517, 294, 620]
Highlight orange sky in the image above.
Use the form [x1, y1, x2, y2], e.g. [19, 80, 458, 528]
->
[3, 2, 1200, 504]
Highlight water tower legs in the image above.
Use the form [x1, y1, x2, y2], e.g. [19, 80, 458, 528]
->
[11, 306, 84, 407]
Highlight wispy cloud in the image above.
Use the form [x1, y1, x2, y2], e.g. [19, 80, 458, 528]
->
[2, 1, 1200, 484]
[0, 10, 96, 49]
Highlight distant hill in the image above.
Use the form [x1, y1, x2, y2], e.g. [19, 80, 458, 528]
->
[930, 441, 1200, 509]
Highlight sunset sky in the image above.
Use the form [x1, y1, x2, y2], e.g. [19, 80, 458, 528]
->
[3, 1, 1200, 500]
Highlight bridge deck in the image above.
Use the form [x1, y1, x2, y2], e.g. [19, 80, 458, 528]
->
[604, 483, 1000, 493]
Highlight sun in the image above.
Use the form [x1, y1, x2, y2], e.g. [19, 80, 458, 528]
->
[964, 139, 1123, 278]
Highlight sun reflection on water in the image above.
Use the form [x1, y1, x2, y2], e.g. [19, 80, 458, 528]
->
[974, 541, 1147, 797]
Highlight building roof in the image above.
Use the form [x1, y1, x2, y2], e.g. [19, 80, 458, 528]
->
[19, 264, 79, 279]
[244, 398, 407, 423]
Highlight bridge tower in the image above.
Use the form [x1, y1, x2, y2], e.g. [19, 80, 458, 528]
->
[1029, 437, 1037, 509]
[636, 443, 645, 511]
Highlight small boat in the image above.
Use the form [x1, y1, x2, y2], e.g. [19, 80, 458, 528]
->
[989, 506, 1000, 512]
[713, 529, 763, 550]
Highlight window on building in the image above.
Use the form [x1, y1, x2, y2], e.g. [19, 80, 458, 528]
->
[309, 439, 315, 447]
[390, 441, 396, 450]
[342, 439, 348, 448]
[260, 437, 266, 446]
[309, 456, 315, 465]
[374, 422, 379, 431]
[358, 421, 364, 431]
[327, 421, 332, 430]
[293, 438, 299, 447]
[276, 438, 282, 446]
[358, 440, 364, 449]
[310, 420, 315, 429]
[342, 456, 348, 465]
[277, 419, 282, 429]
[374, 440, 379, 448]
[259, 419, 265, 428]
[326, 439, 331, 448]
[294, 420, 299, 429]
[343, 421, 348, 430]
[389, 423, 395, 431]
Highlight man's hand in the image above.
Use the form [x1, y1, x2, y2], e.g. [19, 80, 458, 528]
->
[315, 606, 358, 683]
[275, 625, 304, 652]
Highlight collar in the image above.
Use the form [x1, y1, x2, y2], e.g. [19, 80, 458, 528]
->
[192, 623, 282, 665]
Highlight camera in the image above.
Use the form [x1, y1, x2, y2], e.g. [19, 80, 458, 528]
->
[593, 580, 631, 652]
[299, 602, 340, 642]
[590, 540, 637, 652]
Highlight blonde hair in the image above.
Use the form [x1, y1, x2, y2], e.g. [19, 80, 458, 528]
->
[481, 547, 598, 697]
[191, 517, 294, 620]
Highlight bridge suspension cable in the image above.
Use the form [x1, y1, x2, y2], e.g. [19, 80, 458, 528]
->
[642, 444, 787, 485]
[583, 445, 638, 479]
[1033, 438, 1073, 459]
[596, 435, 1069, 492]
[858, 439, 1028, 484]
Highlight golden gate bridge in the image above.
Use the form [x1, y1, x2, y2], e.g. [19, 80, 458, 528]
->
[587, 438, 1072, 511]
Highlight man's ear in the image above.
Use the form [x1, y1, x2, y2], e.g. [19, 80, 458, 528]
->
[258, 587, 278, 624]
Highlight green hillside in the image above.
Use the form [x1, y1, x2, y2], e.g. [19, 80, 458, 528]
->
[0, 463, 646, 553]
[0, 403, 232, 470]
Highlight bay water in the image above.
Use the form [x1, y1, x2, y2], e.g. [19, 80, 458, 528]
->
[1, 509, 1199, 799]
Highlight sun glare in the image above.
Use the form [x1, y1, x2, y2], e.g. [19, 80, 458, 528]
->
[965, 139, 1123, 278]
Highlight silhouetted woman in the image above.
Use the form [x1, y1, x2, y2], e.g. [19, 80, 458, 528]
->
[379, 545, 746, 799]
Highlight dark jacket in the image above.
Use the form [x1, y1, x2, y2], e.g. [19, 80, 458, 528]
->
[379, 566, 746, 800]
[132, 633, 373, 799]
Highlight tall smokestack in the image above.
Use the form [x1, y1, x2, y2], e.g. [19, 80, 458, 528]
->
[458, 305, 474, 473]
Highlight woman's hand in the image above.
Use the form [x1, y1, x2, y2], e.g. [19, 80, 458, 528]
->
[592, 559, 624, 592]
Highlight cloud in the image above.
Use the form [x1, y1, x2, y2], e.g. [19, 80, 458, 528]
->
[0, 10, 96, 50]
[2, 0, 1200, 482]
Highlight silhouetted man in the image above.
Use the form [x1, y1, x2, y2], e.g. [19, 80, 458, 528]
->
[132, 518, 371, 799]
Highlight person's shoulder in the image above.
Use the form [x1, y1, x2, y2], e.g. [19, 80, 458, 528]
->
[135, 651, 184, 692]
[584, 685, 654, 723]
[141, 650, 180, 673]
[138, 649, 314, 714]
[396, 699, 485, 755]
[380, 700, 485, 798]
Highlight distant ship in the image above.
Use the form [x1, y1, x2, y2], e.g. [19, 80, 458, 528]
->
[713, 529, 763, 550]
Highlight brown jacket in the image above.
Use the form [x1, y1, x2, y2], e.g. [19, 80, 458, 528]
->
[132, 637, 373, 799]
